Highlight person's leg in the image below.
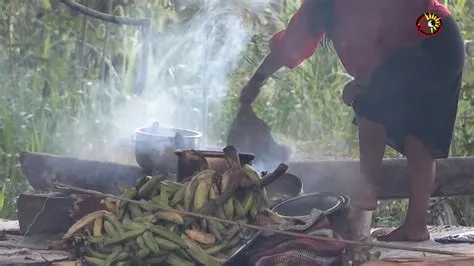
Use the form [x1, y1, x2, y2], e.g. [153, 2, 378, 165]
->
[363, 14, 463, 242]
[377, 134, 433, 242]
[353, 115, 387, 211]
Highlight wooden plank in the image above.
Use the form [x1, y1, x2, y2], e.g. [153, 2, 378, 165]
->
[53, 262, 80, 266]
[369, 226, 474, 260]
[0, 248, 70, 265]
[0, 219, 20, 234]
[363, 255, 474, 266]
[0, 231, 70, 265]
[0, 234, 64, 251]
[287, 157, 474, 200]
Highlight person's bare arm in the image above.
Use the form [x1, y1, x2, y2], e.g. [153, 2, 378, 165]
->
[239, 52, 283, 105]
[238, 0, 325, 106]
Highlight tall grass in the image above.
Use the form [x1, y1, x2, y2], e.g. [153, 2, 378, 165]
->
[0, 0, 137, 217]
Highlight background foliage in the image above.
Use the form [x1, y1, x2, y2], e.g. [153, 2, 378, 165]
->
[0, 0, 472, 227]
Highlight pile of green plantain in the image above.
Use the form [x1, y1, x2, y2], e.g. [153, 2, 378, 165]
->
[63, 146, 290, 266]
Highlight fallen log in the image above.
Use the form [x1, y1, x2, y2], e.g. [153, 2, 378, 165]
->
[21, 152, 474, 200]
[287, 157, 474, 200]
[20, 152, 145, 195]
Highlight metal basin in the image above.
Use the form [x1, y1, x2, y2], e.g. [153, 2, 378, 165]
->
[272, 192, 349, 218]
[134, 122, 202, 174]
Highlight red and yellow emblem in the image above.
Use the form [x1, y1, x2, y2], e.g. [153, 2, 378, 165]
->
[416, 12, 442, 36]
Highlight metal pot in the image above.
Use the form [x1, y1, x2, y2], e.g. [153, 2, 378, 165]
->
[272, 192, 349, 218]
[134, 122, 202, 174]
[175, 150, 255, 181]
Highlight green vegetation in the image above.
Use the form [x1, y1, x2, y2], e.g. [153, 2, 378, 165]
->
[0, 0, 472, 227]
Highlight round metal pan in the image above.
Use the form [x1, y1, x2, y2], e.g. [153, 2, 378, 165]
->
[272, 192, 349, 218]
[226, 192, 349, 265]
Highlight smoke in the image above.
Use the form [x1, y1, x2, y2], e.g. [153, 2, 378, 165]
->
[59, 1, 281, 164]
[141, 0, 251, 138]
[53, 0, 360, 200]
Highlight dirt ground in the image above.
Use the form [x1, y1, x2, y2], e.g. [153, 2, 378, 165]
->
[1, 219, 473, 265]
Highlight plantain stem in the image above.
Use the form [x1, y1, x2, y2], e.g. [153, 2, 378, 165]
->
[260, 163, 288, 188]
[223, 145, 241, 169]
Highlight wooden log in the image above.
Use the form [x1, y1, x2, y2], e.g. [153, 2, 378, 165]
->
[20, 152, 145, 195]
[0, 223, 71, 264]
[17, 194, 102, 235]
[21, 152, 474, 200]
[287, 157, 474, 200]
[0, 248, 70, 265]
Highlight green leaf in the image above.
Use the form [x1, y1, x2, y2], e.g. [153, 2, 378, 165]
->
[0, 183, 5, 214]
[41, 0, 52, 11]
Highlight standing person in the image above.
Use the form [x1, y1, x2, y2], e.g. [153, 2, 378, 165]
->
[237, 0, 465, 242]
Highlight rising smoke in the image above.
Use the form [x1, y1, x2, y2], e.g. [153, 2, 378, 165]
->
[142, 0, 252, 141]
[61, 1, 277, 165]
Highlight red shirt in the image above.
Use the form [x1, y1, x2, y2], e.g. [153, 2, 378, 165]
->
[269, 0, 450, 79]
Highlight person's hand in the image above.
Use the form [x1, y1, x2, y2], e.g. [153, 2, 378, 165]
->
[239, 79, 263, 105]
[341, 79, 367, 106]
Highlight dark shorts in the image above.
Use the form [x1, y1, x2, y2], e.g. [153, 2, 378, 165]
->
[352, 15, 465, 158]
